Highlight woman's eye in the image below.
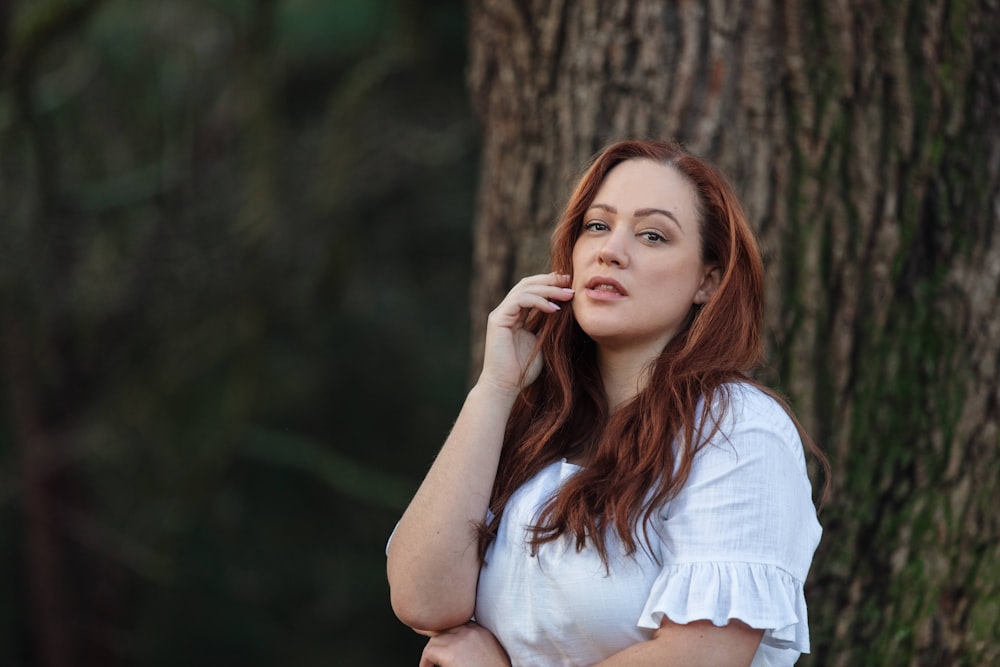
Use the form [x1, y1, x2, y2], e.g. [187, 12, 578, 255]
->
[640, 231, 666, 243]
[583, 220, 609, 231]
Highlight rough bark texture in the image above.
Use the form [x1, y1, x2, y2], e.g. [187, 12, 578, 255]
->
[466, 0, 1000, 663]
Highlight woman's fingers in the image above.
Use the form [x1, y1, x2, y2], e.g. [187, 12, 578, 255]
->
[513, 272, 574, 301]
[488, 273, 575, 326]
[514, 271, 571, 287]
[418, 623, 510, 667]
[488, 292, 564, 323]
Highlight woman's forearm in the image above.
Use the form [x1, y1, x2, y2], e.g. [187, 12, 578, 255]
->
[386, 380, 517, 631]
[591, 619, 762, 667]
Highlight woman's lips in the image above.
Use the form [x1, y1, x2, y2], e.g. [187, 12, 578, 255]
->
[583, 277, 627, 300]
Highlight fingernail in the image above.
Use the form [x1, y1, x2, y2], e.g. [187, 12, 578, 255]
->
[562, 288, 575, 293]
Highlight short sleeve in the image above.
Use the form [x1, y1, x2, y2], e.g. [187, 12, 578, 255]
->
[637, 384, 822, 653]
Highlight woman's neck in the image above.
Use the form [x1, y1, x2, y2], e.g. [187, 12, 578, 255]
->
[597, 345, 659, 410]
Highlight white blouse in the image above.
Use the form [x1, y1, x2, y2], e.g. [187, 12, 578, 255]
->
[474, 383, 823, 667]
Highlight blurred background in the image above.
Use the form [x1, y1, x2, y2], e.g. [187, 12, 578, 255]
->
[1, 0, 474, 663]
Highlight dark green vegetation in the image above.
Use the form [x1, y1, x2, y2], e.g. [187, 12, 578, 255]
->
[1, 0, 475, 663]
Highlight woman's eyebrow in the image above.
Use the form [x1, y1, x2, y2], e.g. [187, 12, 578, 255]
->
[634, 207, 681, 232]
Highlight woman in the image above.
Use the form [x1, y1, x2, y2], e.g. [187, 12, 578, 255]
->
[387, 139, 828, 666]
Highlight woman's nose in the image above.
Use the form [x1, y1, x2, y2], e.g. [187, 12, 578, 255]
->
[598, 234, 629, 267]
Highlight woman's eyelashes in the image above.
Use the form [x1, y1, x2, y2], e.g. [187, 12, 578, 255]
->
[582, 219, 670, 244]
[583, 219, 610, 232]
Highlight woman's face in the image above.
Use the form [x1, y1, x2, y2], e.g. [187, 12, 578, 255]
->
[570, 159, 717, 355]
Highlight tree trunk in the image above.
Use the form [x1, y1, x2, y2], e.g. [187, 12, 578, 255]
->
[465, 1, 1000, 663]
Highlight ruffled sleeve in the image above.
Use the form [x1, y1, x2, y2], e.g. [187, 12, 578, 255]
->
[638, 561, 811, 650]
[637, 384, 822, 653]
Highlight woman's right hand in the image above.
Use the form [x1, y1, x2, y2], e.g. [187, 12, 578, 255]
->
[479, 272, 574, 396]
[418, 622, 511, 667]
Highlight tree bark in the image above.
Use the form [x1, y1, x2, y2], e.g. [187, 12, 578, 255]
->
[466, 0, 1000, 663]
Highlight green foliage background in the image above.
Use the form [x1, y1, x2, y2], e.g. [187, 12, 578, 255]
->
[1, 0, 475, 663]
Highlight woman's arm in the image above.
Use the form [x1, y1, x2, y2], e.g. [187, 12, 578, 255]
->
[416, 617, 760, 667]
[387, 381, 515, 631]
[386, 273, 574, 632]
[593, 618, 763, 667]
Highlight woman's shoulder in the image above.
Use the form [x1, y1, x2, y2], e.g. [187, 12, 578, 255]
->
[704, 382, 806, 463]
[712, 382, 794, 428]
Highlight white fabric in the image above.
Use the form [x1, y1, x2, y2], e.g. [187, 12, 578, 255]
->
[474, 383, 822, 667]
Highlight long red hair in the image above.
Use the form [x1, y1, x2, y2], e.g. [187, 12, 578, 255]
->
[479, 139, 829, 565]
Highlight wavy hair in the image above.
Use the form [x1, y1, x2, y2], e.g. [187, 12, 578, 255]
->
[478, 139, 829, 565]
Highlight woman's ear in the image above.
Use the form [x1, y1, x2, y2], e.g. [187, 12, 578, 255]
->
[694, 266, 721, 304]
